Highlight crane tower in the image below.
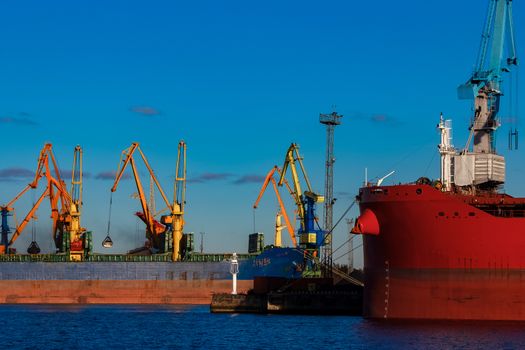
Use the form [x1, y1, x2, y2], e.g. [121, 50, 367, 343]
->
[320, 111, 342, 274]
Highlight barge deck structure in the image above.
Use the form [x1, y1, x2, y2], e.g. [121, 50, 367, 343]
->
[0, 248, 306, 304]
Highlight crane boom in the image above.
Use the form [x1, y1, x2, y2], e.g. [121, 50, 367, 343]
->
[276, 143, 325, 254]
[461, 0, 517, 97]
[34, 144, 70, 209]
[253, 166, 297, 247]
[112, 142, 138, 192]
[66, 145, 88, 261]
[131, 156, 154, 235]
[174, 141, 187, 212]
[70, 146, 83, 212]
[8, 188, 49, 246]
[277, 143, 323, 230]
[458, 0, 518, 157]
[278, 144, 305, 225]
[111, 144, 157, 240]
[112, 143, 171, 208]
[1, 143, 73, 254]
[2, 182, 38, 211]
[253, 166, 278, 209]
[274, 167, 295, 199]
[169, 141, 187, 261]
[137, 147, 172, 210]
[111, 142, 178, 254]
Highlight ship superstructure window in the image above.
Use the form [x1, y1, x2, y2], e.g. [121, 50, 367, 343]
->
[438, 212, 445, 216]
[416, 189, 422, 195]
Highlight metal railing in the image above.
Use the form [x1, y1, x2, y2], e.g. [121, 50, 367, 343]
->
[0, 252, 258, 263]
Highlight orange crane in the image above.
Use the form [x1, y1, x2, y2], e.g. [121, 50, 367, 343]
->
[0, 143, 72, 254]
[253, 166, 297, 247]
[110, 142, 187, 259]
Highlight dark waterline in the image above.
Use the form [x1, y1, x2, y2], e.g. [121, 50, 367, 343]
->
[3, 304, 525, 349]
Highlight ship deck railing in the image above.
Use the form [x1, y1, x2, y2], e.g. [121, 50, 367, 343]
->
[474, 207, 525, 218]
[0, 252, 257, 263]
[185, 253, 257, 262]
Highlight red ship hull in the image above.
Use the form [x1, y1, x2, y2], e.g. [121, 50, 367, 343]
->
[356, 184, 525, 320]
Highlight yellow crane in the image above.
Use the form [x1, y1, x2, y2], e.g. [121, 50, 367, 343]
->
[169, 140, 186, 261]
[155, 141, 187, 261]
[277, 143, 324, 253]
[66, 145, 88, 261]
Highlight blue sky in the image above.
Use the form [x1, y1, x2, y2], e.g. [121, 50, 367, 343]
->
[0, 0, 523, 267]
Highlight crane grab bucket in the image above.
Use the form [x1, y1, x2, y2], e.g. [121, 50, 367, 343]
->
[27, 241, 41, 254]
[102, 235, 113, 248]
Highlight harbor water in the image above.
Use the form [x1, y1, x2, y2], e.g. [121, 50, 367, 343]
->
[3, 304, 525, 349]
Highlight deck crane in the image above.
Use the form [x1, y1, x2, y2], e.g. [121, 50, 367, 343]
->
[458, 0, 518, 160]
[110, 141, 187, 260]
[253, 166, 296, 247]
[0, 143, 72, 254]
[277, 143, 325, 255]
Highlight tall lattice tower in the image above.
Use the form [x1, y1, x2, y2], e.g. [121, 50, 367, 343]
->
[320, 111, 342, 275]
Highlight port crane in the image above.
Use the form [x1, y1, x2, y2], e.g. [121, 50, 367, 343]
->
[253, 166, 296, 247]
[439, 0, 519, 193]
[458, 0, 517, 156]
[277, 143, 325, 255]
[0, 144, 73, 255]
[174, 141, 187, 260]
[63, 146, 89, 261]
[110, 141, 187, 261]
[165, 140, 187, 261]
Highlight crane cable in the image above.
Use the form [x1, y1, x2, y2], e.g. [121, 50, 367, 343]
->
[27, 189, 40, 254]
[331, 232, 357, 258]
[252, 208, 256, 233]
[334, 243, 363, 263]
[102, 192, 114, 248]
[312, 197, 362, 275]
[106, 192, 113, 235]
[31, 189, 36, 243]
[317, 198, 357, 246]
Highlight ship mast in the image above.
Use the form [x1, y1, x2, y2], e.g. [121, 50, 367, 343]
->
[437, 114, 455, 191]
